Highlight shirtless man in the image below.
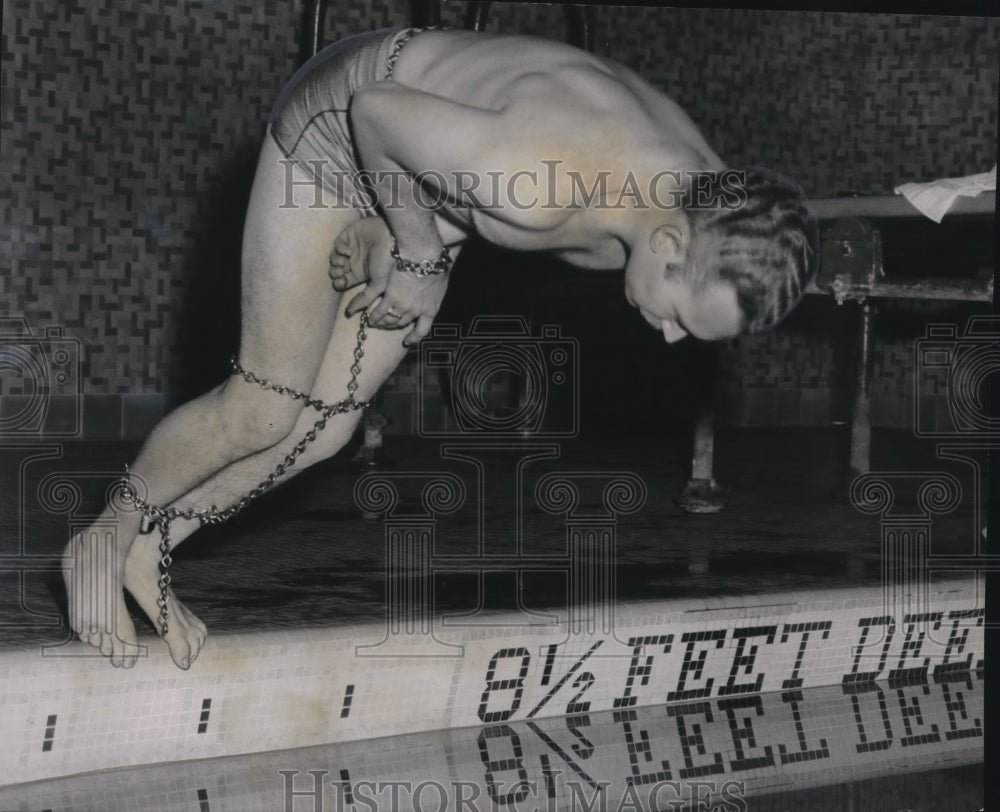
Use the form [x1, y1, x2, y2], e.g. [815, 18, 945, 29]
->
[63, 28, 816, 669]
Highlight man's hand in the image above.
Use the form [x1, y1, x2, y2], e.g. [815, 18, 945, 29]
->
[361, 269, 450, 346]
[329, 216, 393, 293]
[331, 218, 452, 347]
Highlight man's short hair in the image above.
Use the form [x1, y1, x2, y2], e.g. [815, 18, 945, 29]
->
[685, 167, 819, 334]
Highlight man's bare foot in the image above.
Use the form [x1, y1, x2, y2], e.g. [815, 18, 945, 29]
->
[62, 529, 143, 668]
[123, 537, 208, 670]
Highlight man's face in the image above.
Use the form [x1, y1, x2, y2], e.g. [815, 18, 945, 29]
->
[624, 259, 743, 343]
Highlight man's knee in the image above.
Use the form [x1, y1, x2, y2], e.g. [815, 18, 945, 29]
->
[215, 382, 304, 455]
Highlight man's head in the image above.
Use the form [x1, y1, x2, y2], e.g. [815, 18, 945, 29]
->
[625, 167, 818, 342]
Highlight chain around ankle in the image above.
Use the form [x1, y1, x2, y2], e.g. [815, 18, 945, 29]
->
[118, 310, 372, 640]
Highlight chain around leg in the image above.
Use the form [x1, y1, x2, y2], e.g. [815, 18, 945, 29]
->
[156, 518, 172, 636]
[118, 311, 372, 641]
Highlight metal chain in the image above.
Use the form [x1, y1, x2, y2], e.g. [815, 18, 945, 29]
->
[120, 313, 372, 637]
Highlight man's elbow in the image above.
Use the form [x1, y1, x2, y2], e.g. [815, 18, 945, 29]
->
[349, 84, 404, 164]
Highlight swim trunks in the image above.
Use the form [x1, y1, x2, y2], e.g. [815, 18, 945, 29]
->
[267, 27, 420, 209]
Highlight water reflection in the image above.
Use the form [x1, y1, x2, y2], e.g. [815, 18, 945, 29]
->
[3, 673, 982, 812]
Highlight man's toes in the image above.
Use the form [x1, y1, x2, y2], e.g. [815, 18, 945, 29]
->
[191, 613, 207, 637]
[99, 633, 114, 657]
[191, 628, 208, 661]
[167, 634, 192, 670]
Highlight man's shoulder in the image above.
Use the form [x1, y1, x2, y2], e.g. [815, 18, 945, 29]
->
[405, 30, 644, 109]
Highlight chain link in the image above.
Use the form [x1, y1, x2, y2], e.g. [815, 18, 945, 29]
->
[121, 313, 372, 637]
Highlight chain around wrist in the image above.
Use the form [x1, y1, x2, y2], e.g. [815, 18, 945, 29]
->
[390, 239, 452, 277]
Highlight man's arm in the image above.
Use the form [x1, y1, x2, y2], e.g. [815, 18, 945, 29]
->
[344, 77, 598, 342]
[342, 84, 506, 342]
[349, 82, 503, 259]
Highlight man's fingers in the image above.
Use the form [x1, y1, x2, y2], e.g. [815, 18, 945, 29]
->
[331, 273, 365, 292]
[368, 302, 406, 327]
[329, 233, 369, 289]
[329, 230, 356, 262]
[329, 224, 366, 276]
[329, 251, 353, 279]
[346, 284, 384, 318]
[403, 315, 435, 347]
[330, 261, 367, 291]
[367, 298, 416, 330]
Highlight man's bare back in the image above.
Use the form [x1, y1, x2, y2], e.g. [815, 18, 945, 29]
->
[396, 29, 722, 172]
[352, 30, 725, 270]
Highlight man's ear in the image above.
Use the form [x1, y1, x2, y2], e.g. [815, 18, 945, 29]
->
[649, 223, 688, 263]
